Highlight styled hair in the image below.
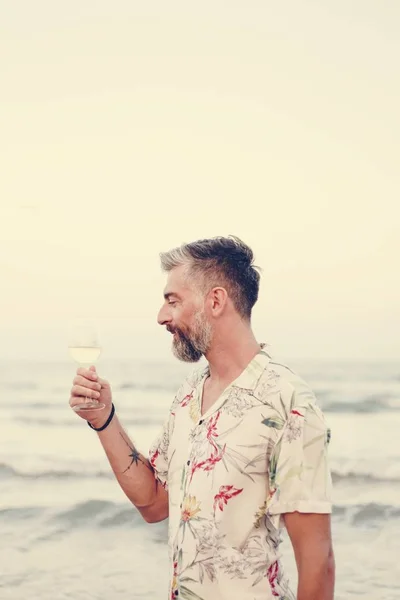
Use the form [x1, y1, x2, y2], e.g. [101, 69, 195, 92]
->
[160, 236, 261, 319]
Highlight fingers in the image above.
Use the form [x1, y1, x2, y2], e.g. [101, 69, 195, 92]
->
[73, 375, 102, 392]
[77, 367, 98, 381]
[76, 367, 109, 389]
[70, 368, 111, 414]
[70, 384, 101, 400]
[69, 396, 100, 414]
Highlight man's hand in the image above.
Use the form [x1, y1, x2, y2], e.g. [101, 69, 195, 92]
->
[68, 365, 168, 522]
[69, 366, 113, 428]
[283, 512, 335, 600]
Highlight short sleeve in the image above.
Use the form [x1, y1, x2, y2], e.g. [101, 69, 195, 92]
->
[149, 415, 171, 490]
[266, 399, 333, 529]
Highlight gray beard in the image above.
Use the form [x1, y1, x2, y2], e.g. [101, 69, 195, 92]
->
[172, 330, 205, 363]
[171, 313, 212, 363]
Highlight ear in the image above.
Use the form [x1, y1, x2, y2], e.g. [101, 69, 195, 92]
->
[208, 287, 228, 317]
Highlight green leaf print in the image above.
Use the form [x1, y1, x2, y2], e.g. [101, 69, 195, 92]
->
[217, 420, 243, 439]
[269, 436, 285, 487]
[303, 433, 325, 449]
[262, 416, 285, 429]
[237, 438, 271, 448]
[252, 571, 265, 587]
[311, 449, 325, 488]
[223, 452, 256, 482]
[280, 465, 303, 483]
[198, 562, 205, 584]
[221, 454, 229, 472]
[289, 390, 296, 411]
[225, 446, 253, 465]
[269, 449, 279, 487]
[279, 394, 289, 419]
[180, 463, 187, 492]
[245, 451, 271, 469]
[179, 585, 205, 600]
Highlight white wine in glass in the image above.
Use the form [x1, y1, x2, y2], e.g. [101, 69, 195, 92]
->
[68, 319, 105, 411]
[69, 346, 102, 365]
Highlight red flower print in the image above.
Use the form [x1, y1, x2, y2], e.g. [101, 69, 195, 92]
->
[213, 484, 243, 513]
[290, 409, 304, 417]
[149, 448, 159, 469]
[170, 560, 179, 599]
[189, 412, 225, 481]
[267, 561, 280, 597]
[206, 411, 221, 452]
[190, 444, 226, 481]
[181, 392, 193, 407]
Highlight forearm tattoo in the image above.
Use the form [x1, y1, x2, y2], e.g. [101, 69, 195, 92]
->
[119, 432, 154, 475]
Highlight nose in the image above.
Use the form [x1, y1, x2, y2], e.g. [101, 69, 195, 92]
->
[157, 303, 172, 326]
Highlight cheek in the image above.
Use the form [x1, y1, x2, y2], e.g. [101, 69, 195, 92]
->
[175, 306, 194, 329]
[170, 306, 183, 325]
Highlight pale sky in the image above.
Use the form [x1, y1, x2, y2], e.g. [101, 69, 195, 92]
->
[1, 1, 399, 361]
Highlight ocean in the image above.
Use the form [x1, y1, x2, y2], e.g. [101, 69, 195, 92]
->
[1, 358, 399, 599]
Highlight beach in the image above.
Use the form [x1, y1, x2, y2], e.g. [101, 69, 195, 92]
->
[1, 358, 399, 599]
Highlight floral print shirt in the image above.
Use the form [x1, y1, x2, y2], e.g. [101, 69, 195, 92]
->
[149, 348, 332, 600]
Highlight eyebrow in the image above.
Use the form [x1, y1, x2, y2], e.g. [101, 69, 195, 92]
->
[163, 292, 180, 300]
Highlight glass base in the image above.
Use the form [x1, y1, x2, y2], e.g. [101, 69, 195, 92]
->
[73, 401, 105, 412]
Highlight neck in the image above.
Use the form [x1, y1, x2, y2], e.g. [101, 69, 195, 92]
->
[204, 319, 260, 386]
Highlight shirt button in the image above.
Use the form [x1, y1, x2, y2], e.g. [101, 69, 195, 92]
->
[174, 592, 179, 596]
[187, 460, 190, 466]
[199, 419, 203, 425]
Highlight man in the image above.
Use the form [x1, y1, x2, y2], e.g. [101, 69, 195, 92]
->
[69, 236, 335, 600]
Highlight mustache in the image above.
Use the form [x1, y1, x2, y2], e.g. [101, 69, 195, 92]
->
[167, 326, 190, 340]
[167, 326, 185, 336]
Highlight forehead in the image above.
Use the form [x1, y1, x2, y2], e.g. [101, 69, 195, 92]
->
[163, 265, 196, 297]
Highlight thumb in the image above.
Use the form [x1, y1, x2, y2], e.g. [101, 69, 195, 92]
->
[89, 365, 97, 373]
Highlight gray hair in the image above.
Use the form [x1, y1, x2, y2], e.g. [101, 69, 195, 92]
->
[160, 236, 261, 320]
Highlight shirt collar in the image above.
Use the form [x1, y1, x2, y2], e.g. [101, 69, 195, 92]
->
[231, 343, 271, 391]
[200, 342, 271, 392]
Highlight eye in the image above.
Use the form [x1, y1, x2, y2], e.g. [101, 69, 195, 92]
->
[168, 300, 177, 307]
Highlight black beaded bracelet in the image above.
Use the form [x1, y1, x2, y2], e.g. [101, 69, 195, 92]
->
[88, 403, 115, 431]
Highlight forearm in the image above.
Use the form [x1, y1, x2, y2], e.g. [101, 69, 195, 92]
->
[95, 413, 168, 523]
[297, 551, 335, 600]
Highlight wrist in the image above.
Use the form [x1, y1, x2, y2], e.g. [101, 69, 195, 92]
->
[88, 403, 115, 431]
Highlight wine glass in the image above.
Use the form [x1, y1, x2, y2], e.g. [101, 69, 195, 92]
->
[68, 319, 105, 411]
